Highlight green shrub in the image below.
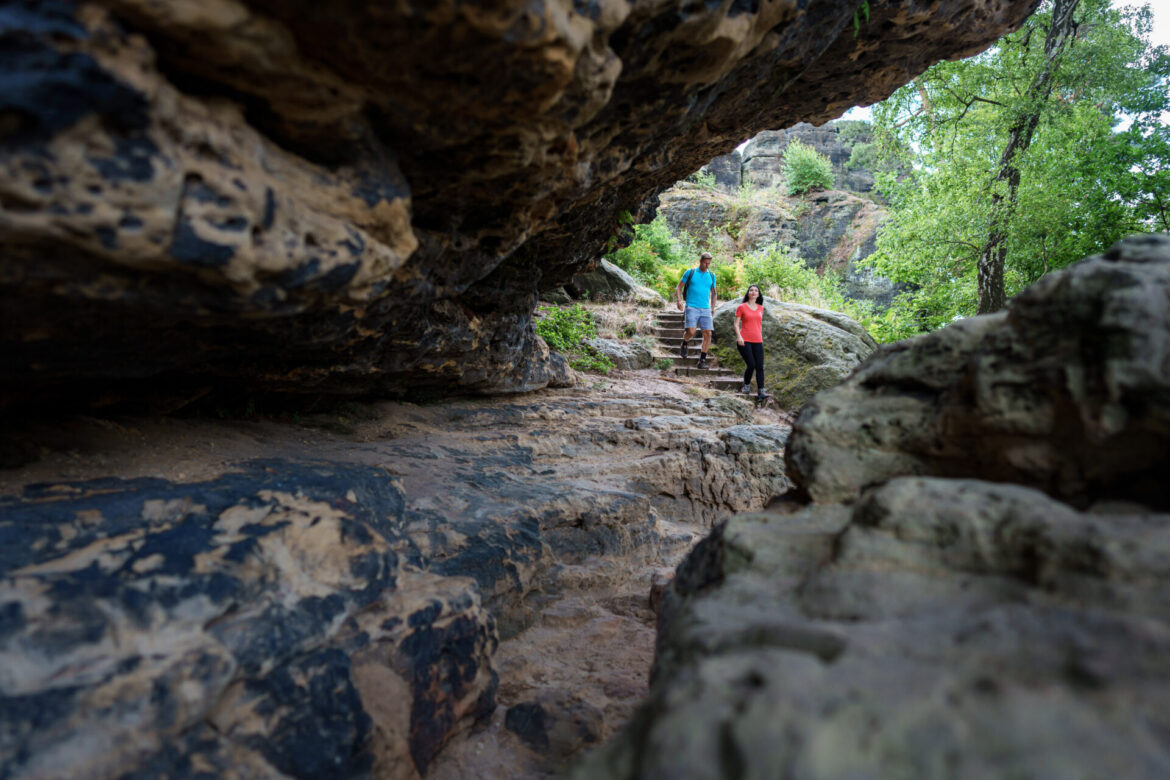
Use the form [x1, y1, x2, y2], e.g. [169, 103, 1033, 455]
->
[711, 262, 740, 300]
[607, 216, 688, 280]
[846, 142, 878, 171]
[535, 304, 614, 374]
[654, 357, 674, 370]
[740, 245, 819, 297]
[654, 264, 692, 301]
[783, 140, 835, 195]
[570, 344, 614, 374]
[536, 304, 597, 351]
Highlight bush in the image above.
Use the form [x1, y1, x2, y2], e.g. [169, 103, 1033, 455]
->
[607, 216, 688, 280]
[739, 245, 819, 298]
[846, 142, 878, 171]
[783, 140, 835, 195]
[535, 304, 614, 374]
[536, 304, 597, 352]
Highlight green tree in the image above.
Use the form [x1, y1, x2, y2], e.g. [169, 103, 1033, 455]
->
[868, 0, 1169, 325]
[783, 140, 835, 195]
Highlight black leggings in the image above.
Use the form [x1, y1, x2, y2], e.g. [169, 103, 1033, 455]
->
[736, 341, 765, 389]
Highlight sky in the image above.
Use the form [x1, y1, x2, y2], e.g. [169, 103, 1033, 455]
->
[839, 0, 1170, 124]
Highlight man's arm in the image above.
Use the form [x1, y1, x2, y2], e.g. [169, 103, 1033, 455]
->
[710, 282, 717, 311]
[674, 276, 686, 312]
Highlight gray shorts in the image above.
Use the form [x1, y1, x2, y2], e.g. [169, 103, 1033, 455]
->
[685, 306, 713, 331]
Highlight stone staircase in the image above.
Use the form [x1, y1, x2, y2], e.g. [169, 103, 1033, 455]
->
[652, 310, 745, 392]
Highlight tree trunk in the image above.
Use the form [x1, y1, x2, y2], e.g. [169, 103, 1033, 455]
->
[977, 0, 1081, 314]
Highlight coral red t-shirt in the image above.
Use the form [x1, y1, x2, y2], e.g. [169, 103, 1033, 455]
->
[736, 303, 763, 343]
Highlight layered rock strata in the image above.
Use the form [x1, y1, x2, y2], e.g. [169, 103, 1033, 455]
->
[0, 0, 1040, 406]
[0, 388, 791, 778]
[577, 234, 1170, 778]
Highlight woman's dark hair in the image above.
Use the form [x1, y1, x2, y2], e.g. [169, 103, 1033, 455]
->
[742, 284, 765, 304]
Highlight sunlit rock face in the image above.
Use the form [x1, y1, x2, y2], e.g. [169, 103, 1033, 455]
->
[0, 0, 1040, 407]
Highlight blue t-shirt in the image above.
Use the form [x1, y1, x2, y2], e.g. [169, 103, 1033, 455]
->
[683, 268, 716, 309]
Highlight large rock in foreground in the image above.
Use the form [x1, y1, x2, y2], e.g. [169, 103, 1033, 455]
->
[712, 299, 876, 409]
[787, 233, 1170, 509]
[577, 476, 1170, 779]
[575, 233, 1170, 779]
[0, 0, 1040, 407]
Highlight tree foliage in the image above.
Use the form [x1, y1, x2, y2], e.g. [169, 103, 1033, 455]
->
[783, 140, 836, 195]
[866, 0, 1170, 332]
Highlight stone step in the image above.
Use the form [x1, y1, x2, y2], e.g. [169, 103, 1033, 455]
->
[651, 355, 720, 368]
[651, 326, 692, 338]
[655, 335, 704, 347]
[708, 378, 748, 391]
[674, 366, 735, 378]
[655, 316, 684, 326]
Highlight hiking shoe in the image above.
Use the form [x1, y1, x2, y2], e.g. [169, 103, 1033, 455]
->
[739, 384, 751, 394]
[696, 357, 709, 370]
[680, 339, 688, 359]
[757, 388, 770, 401]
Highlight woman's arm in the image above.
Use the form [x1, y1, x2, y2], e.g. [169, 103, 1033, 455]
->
[734, 314, 744, 346]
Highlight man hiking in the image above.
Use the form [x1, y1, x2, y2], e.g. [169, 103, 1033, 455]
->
[674, 252, 717, 369]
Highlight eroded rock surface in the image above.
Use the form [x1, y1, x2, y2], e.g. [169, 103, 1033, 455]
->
[576, 234, 1170, 779]
[578, 477, 1170, 779]
[0, 384, 791, 778]
[787, 233, 1170, 509]
[0, 0, 1040, 407]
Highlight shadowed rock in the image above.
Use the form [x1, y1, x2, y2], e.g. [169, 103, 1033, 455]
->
[0, 0, 1041, 407]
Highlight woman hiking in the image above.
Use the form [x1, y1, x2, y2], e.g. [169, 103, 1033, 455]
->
[734, 284, 769, 400]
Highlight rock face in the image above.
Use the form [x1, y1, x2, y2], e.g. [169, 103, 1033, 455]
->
[578, 477, 1170, 779]
[712, 299, 876, 408]
[656, 185, 905, 310]
[0, 387, 792, 778]
[788, 233, 1170, 509]
[567, 260, 665, 306]
[0, 0, 1041, 408]
[585, 338, 653, 371]
[740, 121, 877, 194]
[575, 234, 1170, 779]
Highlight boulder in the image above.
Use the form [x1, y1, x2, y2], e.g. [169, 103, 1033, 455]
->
[0, 0, 1041, 409]
[585, 338, 653, 371]
[712, 300, 876, 409]
[787, 233, 1170, 509]
[567, 260, 665, 306]
[577, 476, 1170, 779]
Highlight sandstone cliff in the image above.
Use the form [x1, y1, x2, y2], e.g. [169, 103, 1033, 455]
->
[0, 0, 1040, 408]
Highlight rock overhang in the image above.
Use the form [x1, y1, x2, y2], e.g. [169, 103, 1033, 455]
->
[0, 0, 1042, 408]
